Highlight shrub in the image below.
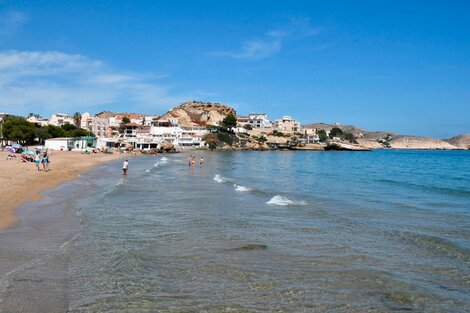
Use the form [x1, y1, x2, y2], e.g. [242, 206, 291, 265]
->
[217, 132, 234, 146]
[317, 129, 328, 142]
[343, 132, 358, 144]
[329, 127, 343, 139]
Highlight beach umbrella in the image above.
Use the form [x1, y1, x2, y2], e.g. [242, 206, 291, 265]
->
[5, 146, 15, 153]
[22, 150, 35, 155]
[12, 143, 22, 149]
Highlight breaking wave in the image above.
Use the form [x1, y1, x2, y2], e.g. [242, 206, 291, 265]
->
[234, 184, 252, 192]
[213, 174, 227, 183]
[266, 195, 306, 206]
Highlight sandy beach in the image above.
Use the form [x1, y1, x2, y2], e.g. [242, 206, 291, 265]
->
[0, 150, 126, 229]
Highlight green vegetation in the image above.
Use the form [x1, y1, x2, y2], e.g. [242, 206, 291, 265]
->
[2, 115, 36, 144]
[272, 130, 285, 137]
[121, 116, 131, 124]
[2, 114, 94, 145]
[205, 124, 220, 132]
[343, 132, 358, 144]
[217, 132, 236, 146]
[251, 135, 267, 144]
[73, 112, 82, 127]
[317, 129, 328, 142]
[221, 113, 237, 129]
[329, 127, 343, 138]
[243, 124, 253, 130]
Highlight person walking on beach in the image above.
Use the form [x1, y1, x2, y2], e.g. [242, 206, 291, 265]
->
[123, 159, 129, 175]
[34, 151, 41, 171]
[42, 152, 49, 172]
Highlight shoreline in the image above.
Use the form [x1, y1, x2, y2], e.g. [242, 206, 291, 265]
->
[0, 150, 128, 230]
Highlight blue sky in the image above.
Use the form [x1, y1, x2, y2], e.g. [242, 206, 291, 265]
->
[0, 0, 469, 137]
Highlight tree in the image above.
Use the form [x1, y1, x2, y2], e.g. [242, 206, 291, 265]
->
[122, 116, 131, 124]
[329, 127, 343, 139]
[221, 113, 237, 129]
[73, 112, 82, 128]
[343, 132, 358, 144]
[3, 115, 36, 144]
[243, 124, 253, 130]
[45, 125, 67, 138]
[317, 129, 328, 142]
[61, 124, 78, 131]
[27, 113, 41, 119]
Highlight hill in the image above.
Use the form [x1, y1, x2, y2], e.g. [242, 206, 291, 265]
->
[443, 134, 470, 149]
[388, 136, 458, 150]
[161, 101, 236, 127]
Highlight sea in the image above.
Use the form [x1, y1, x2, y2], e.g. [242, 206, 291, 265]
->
[0, 150, 469, 312]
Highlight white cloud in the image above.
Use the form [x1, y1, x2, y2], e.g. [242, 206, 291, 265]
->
[0, 50, 192, 116]
[212, 17, 320, 60]
[216, 38, 282, 60]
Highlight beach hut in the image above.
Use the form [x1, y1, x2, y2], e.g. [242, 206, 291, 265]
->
[45, 138, 69, 150]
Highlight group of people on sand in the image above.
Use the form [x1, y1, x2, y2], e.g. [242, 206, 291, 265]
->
[34, 150, 50, 172]
[188, 154, 204, 166]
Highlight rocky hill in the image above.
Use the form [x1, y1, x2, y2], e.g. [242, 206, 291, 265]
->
[302, 122, 394, 139]
[161, 101, 236, 127]
[443, 134, 470, 149]
[388, 136, 458, 150]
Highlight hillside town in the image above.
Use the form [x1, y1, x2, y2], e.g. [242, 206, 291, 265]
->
[1, 101, 331, 152]
[1, 101, 469, 152]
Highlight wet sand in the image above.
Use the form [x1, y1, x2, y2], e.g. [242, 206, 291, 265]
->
[0, 150, 126, 229]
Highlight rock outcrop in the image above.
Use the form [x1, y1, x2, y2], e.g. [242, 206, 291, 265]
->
[356, 139, 385, 149]
[324, 142, 372, 151]
[443, 134, 470, 150]
[161, 101, 236, 127]
[388, 136, 458, 150]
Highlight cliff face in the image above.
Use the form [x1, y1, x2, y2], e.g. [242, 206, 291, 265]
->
[161, 101, 236, 127]
[443, 134, 470, 149]
[388, 136, 458, 150]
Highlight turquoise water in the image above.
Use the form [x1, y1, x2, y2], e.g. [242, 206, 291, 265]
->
[1, 150, 470, 312]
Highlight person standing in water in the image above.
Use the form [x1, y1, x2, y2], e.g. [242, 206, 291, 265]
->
[188, 155, 193, 166]
[123, 159, 129, 175]
[200, 156, 204, 166]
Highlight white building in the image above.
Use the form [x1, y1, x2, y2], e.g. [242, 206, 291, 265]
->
[27, 116, 50, 127]
[273, 115, 301, 132]
[178, 126, 208, 147]
[80, 113, 110, 138]
[248, 113, 272, 129]
[45, 137, 97, 151]
[49, 113, 74, 127]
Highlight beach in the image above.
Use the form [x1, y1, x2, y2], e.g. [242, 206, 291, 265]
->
[0, 150, 126, 229]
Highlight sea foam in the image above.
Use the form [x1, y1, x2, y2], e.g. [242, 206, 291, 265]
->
[213, 174, 226, 183]
[266, 195, 306, 206]
[234, 184, 252, 192]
